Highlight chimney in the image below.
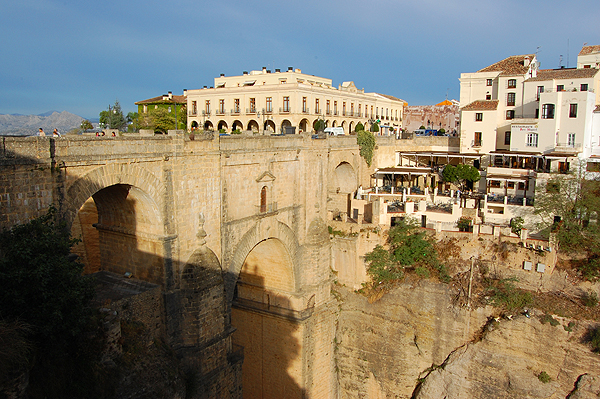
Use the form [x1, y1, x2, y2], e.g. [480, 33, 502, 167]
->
[288, 66, 293, 71]
[168, 91, 173, 99]
[524, 56, 531, 67]
[183, 89, 187, 96]
[267, 69, 271, 73]
[275, 68, 281, 73]
[220, 73, 225, 77]
[262, 66, 267, 74]
[243, 71, 248, 75]
[203, 86, 207, 89]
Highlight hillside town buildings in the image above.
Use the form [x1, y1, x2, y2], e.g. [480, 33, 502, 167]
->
[133, 45, 600, 232]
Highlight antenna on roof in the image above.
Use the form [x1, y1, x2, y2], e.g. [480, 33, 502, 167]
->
[536, 46, 541, 56]
[559, 55, 563, 68]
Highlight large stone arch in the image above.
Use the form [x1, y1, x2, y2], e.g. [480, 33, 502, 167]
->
[65, 163, 167, 285]
[65, 163, 163, 229]
[218, 120, 228, 131]
[225, 218, 300, 303]
[331, 161, 358, 194]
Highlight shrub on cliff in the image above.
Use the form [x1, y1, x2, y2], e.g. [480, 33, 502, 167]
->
[356, 130, 376, 166]
[0, 206, 103, 398]
[363, 219, 445, 290]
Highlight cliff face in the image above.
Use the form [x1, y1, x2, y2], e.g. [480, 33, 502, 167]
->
[335, 280, 600, 399]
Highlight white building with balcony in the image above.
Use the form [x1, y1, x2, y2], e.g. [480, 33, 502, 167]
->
[185, 67, 405, 135]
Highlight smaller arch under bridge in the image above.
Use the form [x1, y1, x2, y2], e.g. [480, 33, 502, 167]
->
[0, 133, 363, 398]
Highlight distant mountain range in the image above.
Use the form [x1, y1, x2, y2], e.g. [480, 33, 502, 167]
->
[0, 111, 86, 136]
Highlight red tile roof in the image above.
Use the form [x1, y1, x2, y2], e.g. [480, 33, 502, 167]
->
[135, 94, 186, 105]
[579, 45, 600, 56]
[478, 54, 535, 76]
[462, 100, 499, 111]
[527, 68, 599, 81]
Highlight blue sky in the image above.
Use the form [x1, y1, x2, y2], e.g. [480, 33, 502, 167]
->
[1, 0, 599, 119]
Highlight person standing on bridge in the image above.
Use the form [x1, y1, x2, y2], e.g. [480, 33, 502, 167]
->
[38, 128, 45, 136]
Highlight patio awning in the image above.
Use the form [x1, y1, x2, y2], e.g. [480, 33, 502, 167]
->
[374, 167, 431, 176]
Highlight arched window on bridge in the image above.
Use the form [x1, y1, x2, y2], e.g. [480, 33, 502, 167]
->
[260, 186, 267, 213]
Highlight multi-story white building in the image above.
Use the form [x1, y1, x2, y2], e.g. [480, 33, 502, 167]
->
[458, 47, 600, 201]
[186, 67, 405, 135]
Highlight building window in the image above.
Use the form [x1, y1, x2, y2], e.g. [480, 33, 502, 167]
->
[569, 103, 577, 118]
[334, 101, 338, 115]
[581, 83, 589, 91]
[474, 132, 482, 147]
[508, 79, 517, 88]
[486, 79, 492, 86]
[537, 86, 544, 100]
[250, 98, 256, 113]
[535, 108, 539, 119]
[557, 84, 564, 92]
[370, 106, 373, 117]
[486, 94, 491, 100]
[302, 97, 307, 113]
[587, 162, 600, 172]
[143, 105, 147, 113]
[358, 104, 362, 116]
[266, 97, 272, 113]
[192, 101, 197, 115]
[504, 131, 511, 145]
[342, 102, 346, 116]
[234, 98, 240, 113]
[219, 99, 225, 114]
[526, 133, 538, 147]
[350, 103, 354, 116]
[475, 113, 483, 121]
[326, 100, 330, 115]
[506, 110, 515, 120]
[541, 103, 555, 119]
[568, 133, 576, 147]
[205, 100, 210, 114]
[260, 186, 267, 213]
[507, 92, 516, 106]
[315, 98, 320, 114]
[283, 96, 290, 112]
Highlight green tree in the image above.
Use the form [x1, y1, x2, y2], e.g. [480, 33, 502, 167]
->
[357, 129, 376, 166]
[363, 219, 441, 288]
[371, 122, 380, 133]
[0, 207, 100, 397]
[80, 120, 94, 131]
[442, 164, 480, 191]
[140, 107, 176, 133]
[99, 100, 126, 130]
[355, 122, 364, 132]
[314, 119, 325, 132]
[126, 111, 140, 132]
[177, 104, 187, 130]
[534, 168, 600, 279]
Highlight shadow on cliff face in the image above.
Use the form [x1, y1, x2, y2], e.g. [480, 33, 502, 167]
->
[231, 240, 305, 399]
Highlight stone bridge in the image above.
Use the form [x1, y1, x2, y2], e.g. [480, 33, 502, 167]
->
[0, 133, 366, 398]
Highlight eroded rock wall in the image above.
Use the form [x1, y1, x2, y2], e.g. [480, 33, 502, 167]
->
[335, 281, 600, 399]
